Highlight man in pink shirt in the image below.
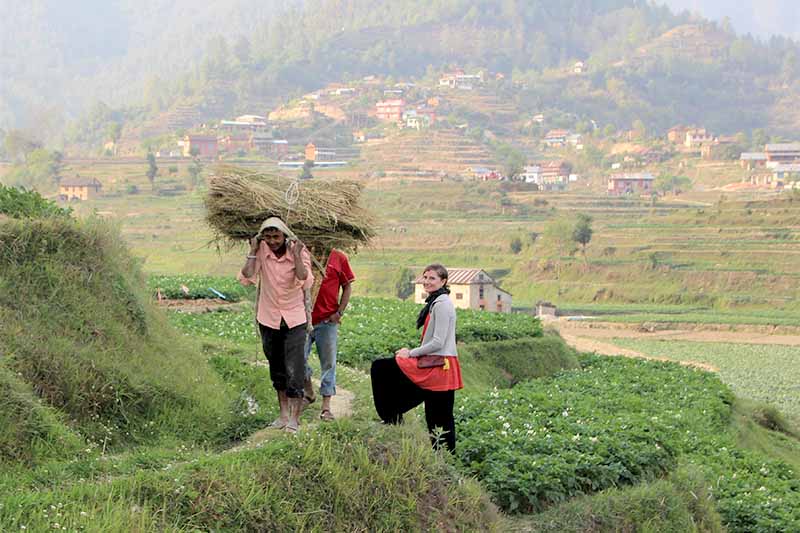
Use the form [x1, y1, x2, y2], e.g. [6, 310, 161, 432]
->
[240, 217, 313, 433]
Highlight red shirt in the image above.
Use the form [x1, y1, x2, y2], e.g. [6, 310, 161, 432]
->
[311, 249, 355, 324]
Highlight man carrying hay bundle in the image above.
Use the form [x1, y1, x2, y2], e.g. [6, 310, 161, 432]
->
[239, 217, 313, 434]
[207, 168, 375, 427]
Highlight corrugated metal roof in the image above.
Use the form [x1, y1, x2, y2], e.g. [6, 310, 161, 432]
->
[414, 268, 491, 285]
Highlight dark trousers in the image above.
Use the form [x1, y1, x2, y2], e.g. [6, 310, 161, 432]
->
[259, 320, 307, 399]
[370, 357, 456, 452]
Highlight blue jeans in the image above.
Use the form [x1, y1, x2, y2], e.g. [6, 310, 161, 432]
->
[304, 321, 338, 396]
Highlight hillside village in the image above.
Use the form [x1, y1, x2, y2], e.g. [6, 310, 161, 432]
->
[67, 61, 800, 203]
[78, 65, 800, 201]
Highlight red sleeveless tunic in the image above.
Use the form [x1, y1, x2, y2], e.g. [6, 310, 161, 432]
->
[396, 315, 463, 392]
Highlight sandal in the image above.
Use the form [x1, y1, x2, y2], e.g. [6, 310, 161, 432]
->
[284, 420, 299, 434]
[269, 418, 288, 430]
[320, 409, 335, 422]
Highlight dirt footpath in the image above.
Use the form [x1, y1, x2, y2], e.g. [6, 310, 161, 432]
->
[556, 330, 718, 372]
[553, 320, 800, 347]
[231, 364, 355, 452]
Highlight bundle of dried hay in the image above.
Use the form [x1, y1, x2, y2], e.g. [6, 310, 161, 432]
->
[205, 166, 376, 255]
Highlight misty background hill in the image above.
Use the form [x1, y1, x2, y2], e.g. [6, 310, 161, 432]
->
[661, 0, 800, 40]
[0, 0, 289, 136]
[3, 0, 800, 148]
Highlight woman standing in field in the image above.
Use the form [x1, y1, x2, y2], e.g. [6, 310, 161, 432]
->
[370, 264, 463, 452]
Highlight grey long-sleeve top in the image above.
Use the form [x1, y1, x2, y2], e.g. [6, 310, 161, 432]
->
[409, 294, 458, 357]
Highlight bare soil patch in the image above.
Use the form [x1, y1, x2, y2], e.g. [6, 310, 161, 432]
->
[554, 319, 800, 346]
[557, 331, 718, 372]
[155, 298, 248, 313]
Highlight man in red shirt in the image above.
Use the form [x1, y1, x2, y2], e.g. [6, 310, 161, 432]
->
[239, 217, 313, 433]
[303, 247, 355, 420]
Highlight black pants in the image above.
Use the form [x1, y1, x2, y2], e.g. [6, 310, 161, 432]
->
[259, 320, 307, 398]
[370, 357, 456, 452]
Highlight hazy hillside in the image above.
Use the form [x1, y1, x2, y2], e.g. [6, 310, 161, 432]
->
[0, 0, 289, 134]
[5, 0, 800, 146]
[661, 0, 800, 40]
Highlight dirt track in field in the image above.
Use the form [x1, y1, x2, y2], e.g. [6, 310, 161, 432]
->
[551, 319, 800, 373]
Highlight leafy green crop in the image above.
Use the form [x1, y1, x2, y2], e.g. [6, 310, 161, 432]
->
[457, 356, 800, 531]
[147, 274, 252, 302]
[611, 339, 800, 419]
[168, 297, 542, 366]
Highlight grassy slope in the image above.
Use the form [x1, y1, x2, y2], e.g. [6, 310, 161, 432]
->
[0, 217, 243, 463]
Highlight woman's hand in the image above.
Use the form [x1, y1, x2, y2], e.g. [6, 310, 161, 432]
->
[395, 347, 411, 358]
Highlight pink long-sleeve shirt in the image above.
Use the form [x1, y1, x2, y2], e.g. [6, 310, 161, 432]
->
[238, 242, 313, 329]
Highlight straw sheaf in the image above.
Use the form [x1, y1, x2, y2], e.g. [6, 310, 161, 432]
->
[205, 167, 376, 255]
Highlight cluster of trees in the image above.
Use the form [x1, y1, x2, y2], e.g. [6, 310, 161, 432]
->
[1, 130, 64, 192]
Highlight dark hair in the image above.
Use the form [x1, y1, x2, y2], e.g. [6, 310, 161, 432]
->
[423, 264, 448, 284]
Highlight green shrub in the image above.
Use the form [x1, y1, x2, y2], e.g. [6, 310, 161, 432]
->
[459, 335, 579, 386]
[0, 184, 72, 218]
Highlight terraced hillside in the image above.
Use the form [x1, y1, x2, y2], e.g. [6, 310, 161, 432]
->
[438, 86, 520, 129]
[360, 129, 497, 177]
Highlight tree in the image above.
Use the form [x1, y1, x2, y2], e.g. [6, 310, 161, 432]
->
[572, 213, 593, 266]
[752, 129, 768, 150]
[146, 152, 158, 190]
[3, 130, 40, 162]
[395, 268, 416, 300]
[4, 149, 63, 191]
[233, 36, 252, 64]
[631, 119, 647, 141]
[105, 121, 122, 143]
[494, 142, 525, 179]
[543, 217, 574, 279]
[510, 236, 523, 254]
[655, 174, 692, 195]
